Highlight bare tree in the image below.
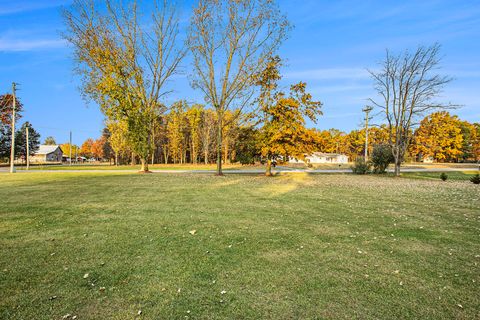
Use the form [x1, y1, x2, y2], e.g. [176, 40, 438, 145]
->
[368, 44, 455, 176]
[200, 109, 216, 164]
[188, 0, 290, 175]
[63, 0, 186, 172]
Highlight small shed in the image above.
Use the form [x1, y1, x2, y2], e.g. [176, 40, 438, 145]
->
[31, 145, 63, 163]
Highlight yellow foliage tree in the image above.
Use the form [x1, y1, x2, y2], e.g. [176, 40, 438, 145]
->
[106, 120, 129, 166]
[256, 56, 322, 175]
[411, 112, 463, 162]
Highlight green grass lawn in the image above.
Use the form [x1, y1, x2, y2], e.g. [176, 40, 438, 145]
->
[401, 170, 479, 181]
[0, 172, 479, 319]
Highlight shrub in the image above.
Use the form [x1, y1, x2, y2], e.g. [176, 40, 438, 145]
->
[440, 173, 448, 181]
[470, 173, 480, 184]
[371, 144, 394, 174]
[236, 154, 255, 165]
[351, 156, 371, 174]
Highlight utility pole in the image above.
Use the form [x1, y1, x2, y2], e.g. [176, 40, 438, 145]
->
[69, 131, 72, 166]
[362, 105, 373, 161]
[26, 123, 30, 170]
[9, 83, 17, 173]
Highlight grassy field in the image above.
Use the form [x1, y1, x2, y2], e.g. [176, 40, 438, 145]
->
[10, 161, 479, 172]
[401, 170, 479, 181]
[0, 172, 479, 319]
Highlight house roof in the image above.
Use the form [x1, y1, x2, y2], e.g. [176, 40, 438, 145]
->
[35, 145, 62, 155]
[311, 152, 347, 157]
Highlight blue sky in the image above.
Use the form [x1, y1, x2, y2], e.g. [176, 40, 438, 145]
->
[1, 0, 479, 145]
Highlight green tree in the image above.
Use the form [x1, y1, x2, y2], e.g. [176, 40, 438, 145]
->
[15, 122, 41, 162]
[370, 144, 394, 173]
[44, 136, 56, 145]
[64, 0, 186, 172]
[0, 124, 12, 160]
[234, 126, 260, 165]
[101, 128, 114, 163]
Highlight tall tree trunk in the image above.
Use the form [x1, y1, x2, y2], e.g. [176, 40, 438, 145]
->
[131, 152, 136, 165]
[394, 159, 400, 176]
[115, 152, 118, 166]
[192, 143, 197, 164]
[204, 149, 208, 164]
[140, 158, 149, 172]
[216, 114, 223, 175]
[266, 159, 273, 176]
[394, 152, 401, 176]
[151, 152, 155, 165]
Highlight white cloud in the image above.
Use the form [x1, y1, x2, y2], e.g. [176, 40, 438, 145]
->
[0, 0, 70, 15]
[0, 38, 66, 51]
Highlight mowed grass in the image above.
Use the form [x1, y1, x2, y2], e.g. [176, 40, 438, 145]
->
[402, 170, 479, 181]
[0, 173, 479, 319]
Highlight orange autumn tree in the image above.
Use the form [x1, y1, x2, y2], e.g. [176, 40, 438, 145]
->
[411, 112, 463, 162]
[315, 129, 346, 154]
[80, 138, 94, 159]
[458, 121, 480, 162]
[256, 56, 322, 176]
[91, 137, 105, 160]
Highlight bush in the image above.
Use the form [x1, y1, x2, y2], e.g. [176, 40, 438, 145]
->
[470, 173, 480, 184]
[440, 173, 448, 181]
[371, 144, 394, 174]
[351, 156, 371, 174]
[236, 154, 256, 165]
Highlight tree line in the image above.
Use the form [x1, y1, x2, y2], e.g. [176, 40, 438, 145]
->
[73, 109, 478, 166]
[1, 0, 475, 176]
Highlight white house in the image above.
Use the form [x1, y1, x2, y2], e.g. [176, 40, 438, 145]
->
[289, 152, 349, 164]
[31, 145, 63, 163]
[422, 156, 434, 163]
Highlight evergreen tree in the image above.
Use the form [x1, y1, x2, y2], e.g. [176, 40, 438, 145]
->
[15, 122, 41, 161]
